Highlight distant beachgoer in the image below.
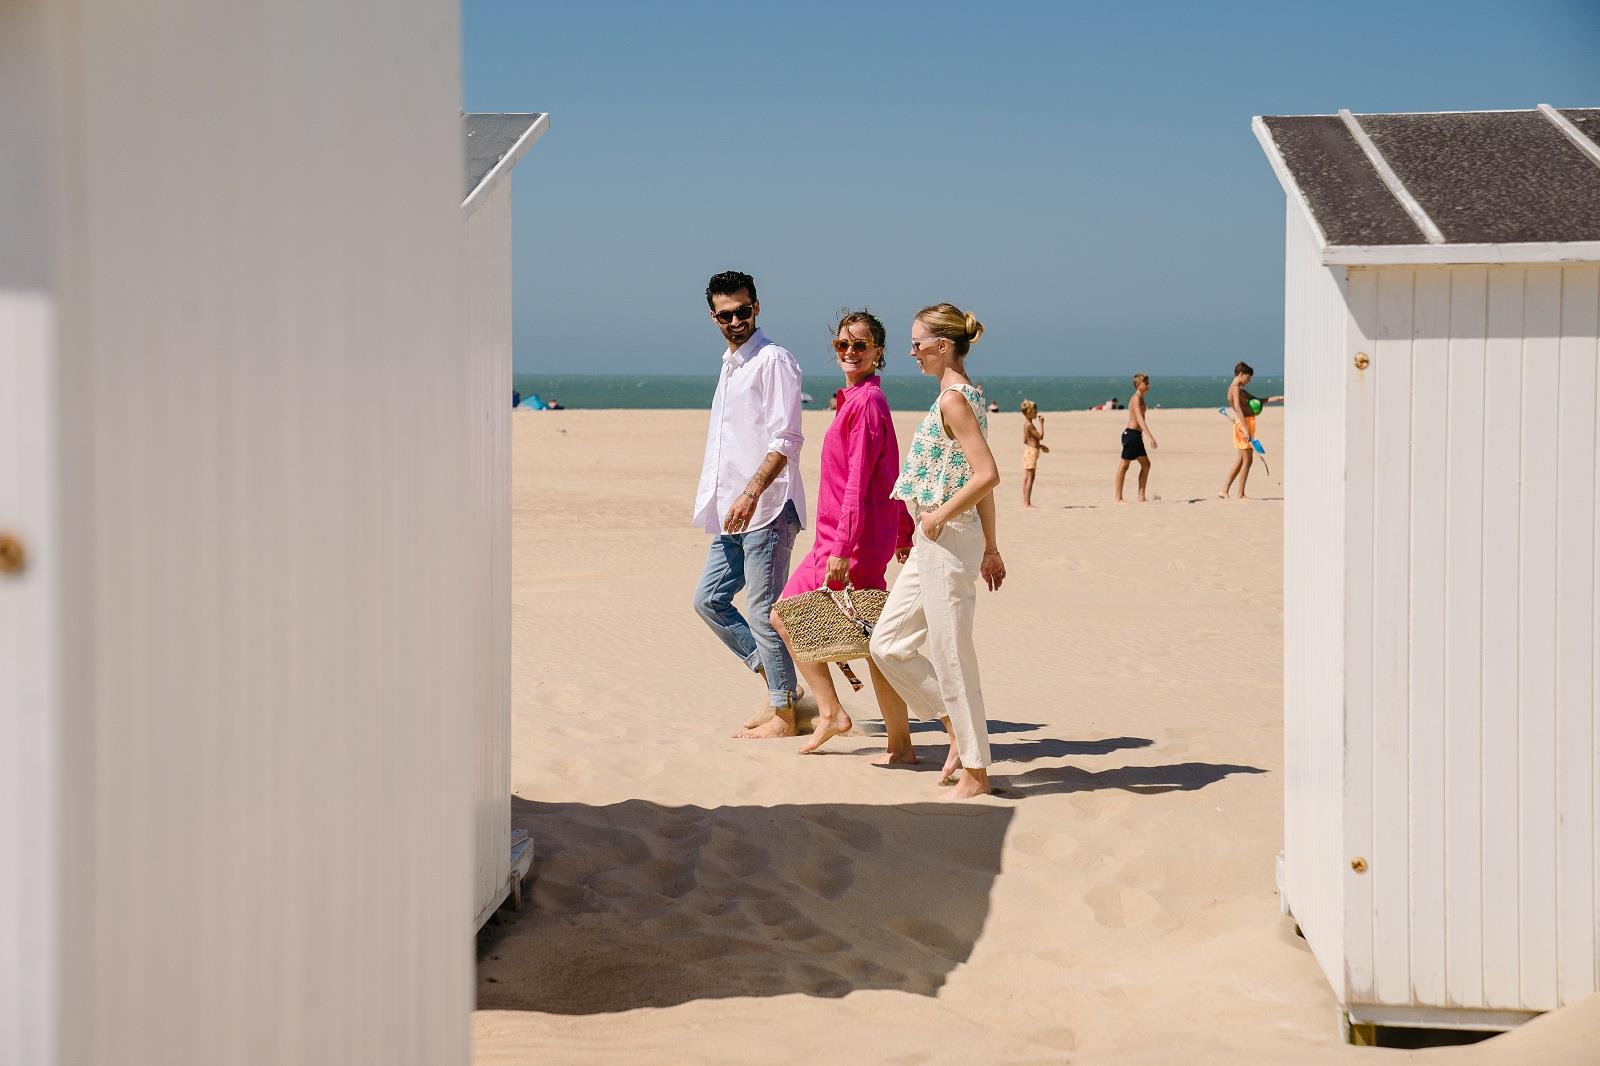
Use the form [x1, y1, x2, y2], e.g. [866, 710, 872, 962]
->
[769, 310, 916, 756]
[1020, 399, 1048, 507]
[1217, 361, 1284, 500]
[871, 303, 1005, 801]
[689, 270, 808, 736]
[512, 389, 522, 407]
[1115, 373, 1157, 503]
[829, 387, 845, 413]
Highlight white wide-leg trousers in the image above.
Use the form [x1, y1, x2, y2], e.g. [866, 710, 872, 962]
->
[869, 508, 991, 769]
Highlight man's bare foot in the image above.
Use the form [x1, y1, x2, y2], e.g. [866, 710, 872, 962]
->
[870, 746, 919, 767]
[742, 686, 803, 730]
[799, 711, 853, 753]
[733, 713, 796, 739]
[943, 769, 992, 800]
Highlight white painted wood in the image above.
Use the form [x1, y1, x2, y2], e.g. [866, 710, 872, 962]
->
[1537, 104, 1600, 171]
[1370, 268, 1416, 1005]
[1341, 267, 1380, 1003]
[1407, 269, 1450, 1005]
[1324, 242, 1600, 267]
[464, 178, 515, 930]
[1337, 110, 1446, 245]
[1443, 266, 1487, 1008]
[1479, 267, 1526, 1009]
[1280, 202, 1350, 997]
[1517, 266, 1563, 1012]
[1554, 266, 1598, 1003]
[5, 3, 476, 1063]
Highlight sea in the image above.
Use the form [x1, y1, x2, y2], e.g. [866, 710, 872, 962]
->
[510, 374, 1285, 412]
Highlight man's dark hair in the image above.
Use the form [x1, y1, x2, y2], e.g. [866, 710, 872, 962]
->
[1234, 361, 1254, 377]
[706, 270, 757, 308]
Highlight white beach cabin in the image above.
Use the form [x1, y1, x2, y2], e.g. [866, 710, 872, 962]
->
[1257, 105, 1600, 1040]
[462, 112, 549, 930]
[0, 7, 537, 1065]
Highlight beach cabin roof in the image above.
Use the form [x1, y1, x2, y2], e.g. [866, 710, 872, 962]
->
[1253, 106, 1600, 265]
[463, 112, 549, 210]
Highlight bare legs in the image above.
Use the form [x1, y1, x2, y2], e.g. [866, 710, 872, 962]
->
[866, 658, 917, 765]
[1218, 449, 1254, 499]
[935, 716, 990, 798]
[1022, 468, 1036, 508]
[1114, 456, 1151, 502]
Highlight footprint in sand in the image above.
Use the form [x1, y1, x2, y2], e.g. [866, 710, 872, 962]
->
[796, 853, 855, 899]
[704, 834, 771, 878]
[1083, 884, 1161, 928]
[887, 917, 967, 963]
[636, 856, 697, 899]
[803, 810, 884, 852]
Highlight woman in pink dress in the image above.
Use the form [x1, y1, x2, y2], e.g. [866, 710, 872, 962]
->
[768, 310, 917, 760]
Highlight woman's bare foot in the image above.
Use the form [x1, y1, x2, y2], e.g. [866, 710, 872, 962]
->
[870, 746, 919, 767]
[940, 745, 962, 784]
[799, 710, 853, 753]
[734, 711, 796, 739]
[943, 768, 992, 800]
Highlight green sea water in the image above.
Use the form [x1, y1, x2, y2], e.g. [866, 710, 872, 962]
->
[511, 374, 1285, 412]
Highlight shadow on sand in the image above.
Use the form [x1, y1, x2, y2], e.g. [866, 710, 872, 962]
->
[478, 798, 1014, 1014]
[1001, 761, 1266, 797]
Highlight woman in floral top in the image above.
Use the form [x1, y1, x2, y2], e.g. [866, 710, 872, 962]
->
[870, 303, 1007, 800]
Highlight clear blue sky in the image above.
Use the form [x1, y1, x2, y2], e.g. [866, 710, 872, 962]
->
[463, 0, 1600, 378]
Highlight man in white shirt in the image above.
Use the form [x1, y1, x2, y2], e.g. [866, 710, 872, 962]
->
[691, 271, 807, 738]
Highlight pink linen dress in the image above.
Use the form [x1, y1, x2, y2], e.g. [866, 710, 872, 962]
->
[781, 375, 913, 597]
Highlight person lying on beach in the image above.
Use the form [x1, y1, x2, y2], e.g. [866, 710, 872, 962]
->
[767, 310, 917, 756]
[688, 270, 809, 735]
[1114, 373, 1156, 503]
[871, 303, 1005, 801]
[1217, 361, 1283, 500]
[1020, 400, 1048, 508]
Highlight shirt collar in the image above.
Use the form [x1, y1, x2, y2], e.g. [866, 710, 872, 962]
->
[723, 328, 766, 369]
[844, 374, 880, 394]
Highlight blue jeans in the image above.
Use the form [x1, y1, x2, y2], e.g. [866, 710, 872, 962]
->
[692, 500, 800, 708]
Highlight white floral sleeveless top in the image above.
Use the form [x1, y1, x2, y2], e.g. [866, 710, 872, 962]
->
[891, 384, 988, 509]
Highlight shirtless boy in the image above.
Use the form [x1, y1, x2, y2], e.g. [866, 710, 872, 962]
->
[1217, 361, 1284, 500]
[1114, 373, 1157, 503]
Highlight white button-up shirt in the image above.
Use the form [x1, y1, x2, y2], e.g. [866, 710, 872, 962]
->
[693, 329, 807, 534]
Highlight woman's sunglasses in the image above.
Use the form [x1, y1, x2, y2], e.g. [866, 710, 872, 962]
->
[712, 304, 755, 324]
[832, 339, 876, 355]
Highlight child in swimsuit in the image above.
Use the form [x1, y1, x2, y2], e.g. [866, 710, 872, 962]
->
[1115, 373, 1157, 503]
[1020, 399, 1047, 507]
[1217, 360, 1284, 500]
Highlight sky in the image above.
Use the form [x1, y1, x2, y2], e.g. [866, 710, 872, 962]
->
[462, 0, 1600, 379]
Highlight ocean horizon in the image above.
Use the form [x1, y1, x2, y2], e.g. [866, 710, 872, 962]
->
[511, 373, 1286, 412]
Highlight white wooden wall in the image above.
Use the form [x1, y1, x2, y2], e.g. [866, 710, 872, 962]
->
[463, 178, 514, 929]
[1, 3, 473, 1064]
[1280, 204, 1353, 998]
[1339, 261, 1600, 1017]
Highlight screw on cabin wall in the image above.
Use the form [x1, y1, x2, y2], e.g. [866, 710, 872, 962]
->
[1353, 352, 1370, 371]
[1351, 857, 1368, 873]
[0, 533, 25, 575]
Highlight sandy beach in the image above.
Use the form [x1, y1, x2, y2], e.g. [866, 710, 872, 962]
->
[473, 406, 1598, 1065]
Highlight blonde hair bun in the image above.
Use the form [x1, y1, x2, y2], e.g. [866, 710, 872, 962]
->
[964, 313, 984, 343]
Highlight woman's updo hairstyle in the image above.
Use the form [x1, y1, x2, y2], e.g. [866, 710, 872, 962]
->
[834, 308, 888, 370]
[916, 302, 984, 357]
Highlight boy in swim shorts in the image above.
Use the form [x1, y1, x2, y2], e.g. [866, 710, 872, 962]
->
[1217, 361, 1283, 499]
[1114, 373, 1156, 503]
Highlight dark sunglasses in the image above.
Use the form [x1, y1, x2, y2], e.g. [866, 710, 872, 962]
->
[712, 304, 755, 325]
[832, 339, 874, 355]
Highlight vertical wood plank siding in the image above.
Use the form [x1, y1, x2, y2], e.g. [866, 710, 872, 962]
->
[18, 3, 473, 1063]
[464, 179, 514, 926]
[1281, 204, 1350, 997]
[1339, 262, 1600, 1014]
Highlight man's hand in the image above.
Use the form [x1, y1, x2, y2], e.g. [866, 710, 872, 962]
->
[1148, 438, 1158, 450]
[825, 555, 850, 588]
[981, 549, 1006, 591]
[722, 491, 757, 534]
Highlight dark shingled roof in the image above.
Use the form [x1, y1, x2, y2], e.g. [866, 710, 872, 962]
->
[1258, 107, 1600, 247]
[463, 113, 545, 200]
[1260, 115, 1426, 245]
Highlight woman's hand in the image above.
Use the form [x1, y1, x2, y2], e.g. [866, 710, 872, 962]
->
[895, 545, 911, 564]
[825, 555, 850, 588]
[981, 549, 1006, 591]
[919, 510, 947, 542]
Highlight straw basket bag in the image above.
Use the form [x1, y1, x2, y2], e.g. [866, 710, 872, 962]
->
[773, 584, 886, 665]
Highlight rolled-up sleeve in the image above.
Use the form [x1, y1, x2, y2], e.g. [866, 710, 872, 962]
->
[763, 354, 804, 461]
